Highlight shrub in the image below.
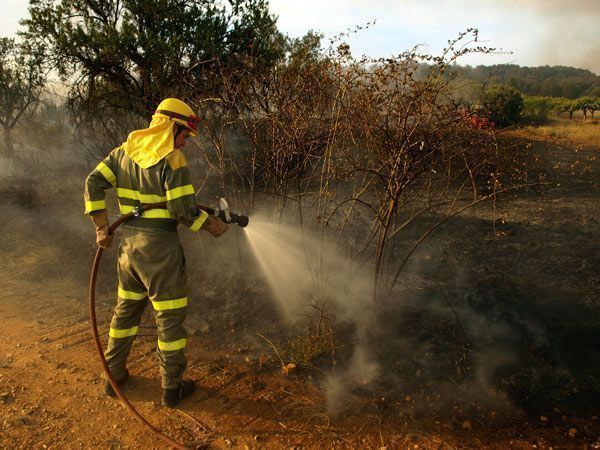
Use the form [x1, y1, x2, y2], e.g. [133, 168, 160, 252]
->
[482, 85, 524, 127]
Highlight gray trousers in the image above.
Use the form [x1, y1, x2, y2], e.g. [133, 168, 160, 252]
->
[104, 225, 189, 389]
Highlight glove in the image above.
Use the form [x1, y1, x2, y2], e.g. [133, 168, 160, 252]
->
[202, 215, 228, 238]
[90, 210, 113, 248]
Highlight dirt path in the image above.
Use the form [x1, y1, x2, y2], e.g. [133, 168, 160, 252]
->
[1, 272, 595, 449]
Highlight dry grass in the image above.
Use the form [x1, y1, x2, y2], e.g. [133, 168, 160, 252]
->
[515, 118, 600, 148]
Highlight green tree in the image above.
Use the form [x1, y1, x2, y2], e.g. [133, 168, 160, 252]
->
[552, 98, 577, 119]
[21, 0, 284, 129]
[0, 38, 45, 157]
[576, 96, 600, 119]
[591, 98, 600, 119]
[522, 96, 552, 124]
[482, 85, 524, 127]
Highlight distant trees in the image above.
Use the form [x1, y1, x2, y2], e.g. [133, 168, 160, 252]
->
[540, 78, 561, 97]
[518, 95, 599, 123]
[452, 64, 599, 98]
[0, 38, 45, 157]
[576, 97, 599, 119]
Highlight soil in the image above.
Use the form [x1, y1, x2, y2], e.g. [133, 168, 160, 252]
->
[1, 124, 599, 449]
[2, 277, 597, 449]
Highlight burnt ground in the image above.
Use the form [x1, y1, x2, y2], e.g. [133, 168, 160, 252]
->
[0, 128, 599, 449]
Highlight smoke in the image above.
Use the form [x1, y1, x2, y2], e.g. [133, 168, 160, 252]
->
[322, 346, 380, 413]
[270, 0, 600, 74]
[244, 213, 386, 411]
[241, 212, 538, 415]
[516, 0, 600, 75]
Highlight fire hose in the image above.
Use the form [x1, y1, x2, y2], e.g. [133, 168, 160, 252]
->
[89, 201, 248, 449]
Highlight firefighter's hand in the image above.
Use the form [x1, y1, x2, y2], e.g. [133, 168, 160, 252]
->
[202, 215, 228, 238]
[90, 210, 113, 248]
[96, 226, 113, 248]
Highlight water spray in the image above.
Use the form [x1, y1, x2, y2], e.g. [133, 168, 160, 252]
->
[89, 200, 248, 449]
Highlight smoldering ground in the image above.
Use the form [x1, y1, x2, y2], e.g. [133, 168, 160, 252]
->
[227, 207, 600, 419]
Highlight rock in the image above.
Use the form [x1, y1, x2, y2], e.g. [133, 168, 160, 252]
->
[0, 358, 12, 369]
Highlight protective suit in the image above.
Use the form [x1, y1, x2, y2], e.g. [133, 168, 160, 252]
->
[84, 99, 219, 402]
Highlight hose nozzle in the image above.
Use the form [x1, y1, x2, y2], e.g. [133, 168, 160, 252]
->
[202, 197, 249, 228]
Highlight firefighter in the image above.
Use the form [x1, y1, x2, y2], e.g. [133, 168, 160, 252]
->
[84, 98, 227, 407]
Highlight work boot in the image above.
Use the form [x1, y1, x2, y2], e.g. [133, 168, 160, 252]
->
[162, 380, 196, 408]
[104, 369, 129, 398]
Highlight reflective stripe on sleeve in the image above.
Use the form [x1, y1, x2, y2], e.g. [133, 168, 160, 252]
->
[109, 326, 139, 338]
[119, 204, 172, 219]
[157, 338, 187, 351]
[96, 162, 117, 187]
[151, 296, 188, 311]
[166, 184, 195, 201]
[189, 210, 209, 232]
[85, 199, 107, 214]
[117, 287, 147, 300]
[116, 188, 166, 204]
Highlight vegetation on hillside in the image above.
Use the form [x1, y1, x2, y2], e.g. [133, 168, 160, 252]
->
[451, 64, 600, 98]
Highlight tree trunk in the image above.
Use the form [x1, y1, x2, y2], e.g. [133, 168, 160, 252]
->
[569, 111, 573, 120]
[3, 125, 14, 158]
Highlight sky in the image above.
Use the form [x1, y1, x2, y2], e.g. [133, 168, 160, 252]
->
[3, 0, 599, 74]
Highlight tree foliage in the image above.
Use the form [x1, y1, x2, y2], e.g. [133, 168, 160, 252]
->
[0, 38, 45, 157]
[21, 0, 284, 129]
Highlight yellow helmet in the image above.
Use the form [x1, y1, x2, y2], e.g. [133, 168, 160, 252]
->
[154, 98, 200, 137]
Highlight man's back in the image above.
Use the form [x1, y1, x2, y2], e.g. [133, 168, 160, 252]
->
[84, 146, 207, 232]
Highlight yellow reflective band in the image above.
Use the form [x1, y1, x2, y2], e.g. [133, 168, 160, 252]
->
[118, 287, 147, 300]
[142, 209, 173, 219]
[189, 210, 209, 232]
[109, 326, 139, 338]
[116, 187, 166, 203]
[151, 296, 188, 311]
[119, 204, 172, 219]
[85, 200, 106, 213]
[96, 162, 117, 186]
[158, 338, 187, 352]
[166, 184, 195, 201]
